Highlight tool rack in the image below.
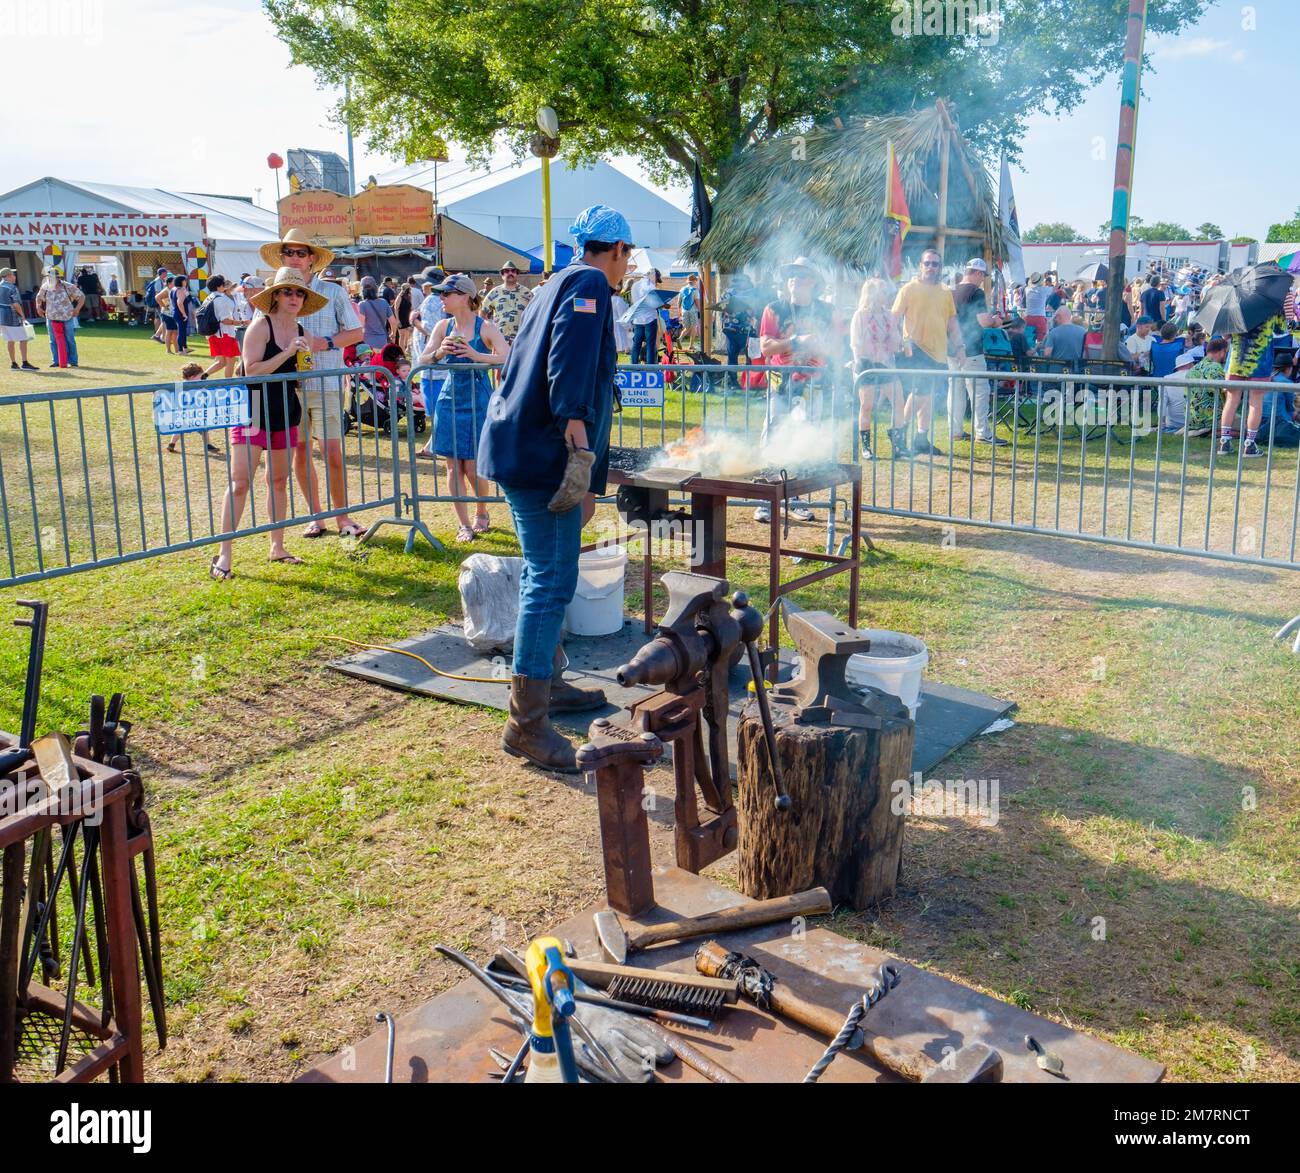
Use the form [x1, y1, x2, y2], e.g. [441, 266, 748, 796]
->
[0, 731, 145, 1083]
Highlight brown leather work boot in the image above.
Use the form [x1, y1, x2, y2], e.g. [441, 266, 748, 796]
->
[549, 644, 607, 713]
[503, 676, 579, 773]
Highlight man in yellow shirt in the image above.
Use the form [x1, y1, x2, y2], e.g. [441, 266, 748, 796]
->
[891, 249, 966, 456]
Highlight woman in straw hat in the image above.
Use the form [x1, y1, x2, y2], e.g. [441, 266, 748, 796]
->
[209, 267, 327, 579]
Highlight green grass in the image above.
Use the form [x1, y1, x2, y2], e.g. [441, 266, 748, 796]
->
[2, 329, 1299, 1082]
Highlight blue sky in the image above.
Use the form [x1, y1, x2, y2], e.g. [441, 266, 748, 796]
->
[1011, 0, 1296, 239]
[0, 0, 1293, 240]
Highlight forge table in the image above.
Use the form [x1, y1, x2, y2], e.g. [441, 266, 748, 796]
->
[301, 866, 1165, 1085]
[606, 460, 861, 664]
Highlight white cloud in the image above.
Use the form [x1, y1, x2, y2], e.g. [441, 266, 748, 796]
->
[1151, 36, 1230, 60]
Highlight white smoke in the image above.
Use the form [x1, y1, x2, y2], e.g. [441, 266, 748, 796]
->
[654, 400, 841, 477]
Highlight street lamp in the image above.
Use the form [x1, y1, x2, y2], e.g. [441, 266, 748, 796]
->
[533, 106, 560, 274]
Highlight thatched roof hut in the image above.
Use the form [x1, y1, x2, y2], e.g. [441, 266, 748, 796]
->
[698, 102, 1005, 275]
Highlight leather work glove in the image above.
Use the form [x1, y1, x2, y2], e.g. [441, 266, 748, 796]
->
[568, 986, 674, 1083]
[546, 437, 595, 514]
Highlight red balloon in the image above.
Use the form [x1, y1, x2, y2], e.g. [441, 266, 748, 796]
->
[267, 153, 284, 169]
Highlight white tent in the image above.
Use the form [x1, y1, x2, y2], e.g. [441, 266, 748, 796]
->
[0, 177, 279, 289]
[378, 156, 691, 255]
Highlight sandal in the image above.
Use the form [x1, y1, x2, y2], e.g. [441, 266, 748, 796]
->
[455, 524, 475, 543]
[471, 514, 490, 535]
[209, 556, 233, 581]
[337, 522, 366, 539]
[270, 553, 305, 565]
[302, 522, 327, 539]
[206, 442, 222, 455]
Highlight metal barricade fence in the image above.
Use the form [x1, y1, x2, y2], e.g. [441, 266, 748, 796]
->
[4, 357, 1299, 587]
[0, 366, 407, 588]
[853, 364, 1300, 570]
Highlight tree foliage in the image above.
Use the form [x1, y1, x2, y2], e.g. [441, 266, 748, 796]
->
[1022, 222, 1083, 243]
[1195, 222, 1224, 239]
[1267, 207, 1300, 243]
[1096, 216, 1195, 242]
[264, 0, 1208, 187]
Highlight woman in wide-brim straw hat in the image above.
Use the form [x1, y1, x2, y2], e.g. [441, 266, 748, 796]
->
[259, 228, 335, 274]
[209, 268, 328, 580]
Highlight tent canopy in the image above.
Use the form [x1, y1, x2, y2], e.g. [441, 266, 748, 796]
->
[0, 177, 279, 281]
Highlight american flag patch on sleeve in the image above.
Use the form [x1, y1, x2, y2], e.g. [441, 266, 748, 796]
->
[573, 297, 597, 313]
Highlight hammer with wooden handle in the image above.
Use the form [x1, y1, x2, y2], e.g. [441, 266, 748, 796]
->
[695, 941, 1003, 1083]
[595, 887, 832, 965]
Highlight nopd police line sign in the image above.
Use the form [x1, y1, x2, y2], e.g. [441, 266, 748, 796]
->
[153, 383, 250, 435]
[615, 369, 665, 409]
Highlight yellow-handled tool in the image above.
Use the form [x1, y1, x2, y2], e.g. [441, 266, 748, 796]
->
[524, 936, 580, 1083]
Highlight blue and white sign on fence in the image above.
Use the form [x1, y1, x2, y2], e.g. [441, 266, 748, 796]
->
[153, 383, 250, 434]
[615, 368, 665, 409]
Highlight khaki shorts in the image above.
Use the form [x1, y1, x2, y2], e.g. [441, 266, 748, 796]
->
[300, 385, 345, 443]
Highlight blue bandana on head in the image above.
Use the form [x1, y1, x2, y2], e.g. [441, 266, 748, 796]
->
[568, 204, 633, 248]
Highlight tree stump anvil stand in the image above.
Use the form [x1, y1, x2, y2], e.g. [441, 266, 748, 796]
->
[737, 610, 916, 908]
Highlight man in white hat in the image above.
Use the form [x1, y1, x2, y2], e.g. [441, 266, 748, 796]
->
[260, 229, 365, 538]
[950, 257, 1006, 445]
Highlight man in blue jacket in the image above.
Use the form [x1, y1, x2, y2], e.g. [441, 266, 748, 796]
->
[478, 205, 633, 771]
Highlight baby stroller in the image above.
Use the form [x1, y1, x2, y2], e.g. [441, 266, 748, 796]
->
[344, 344, 427, 436]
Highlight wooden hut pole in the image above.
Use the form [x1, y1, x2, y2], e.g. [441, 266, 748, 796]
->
[935, 101, 956, 263]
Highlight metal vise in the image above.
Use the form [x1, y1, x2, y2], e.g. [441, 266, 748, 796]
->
[770, 609, 909, 727]
[578, 571, 763, 916]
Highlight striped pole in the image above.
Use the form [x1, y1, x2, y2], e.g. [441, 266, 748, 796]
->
[1103, 0, 1149, 359]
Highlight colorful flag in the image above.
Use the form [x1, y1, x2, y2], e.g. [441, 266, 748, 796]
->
[882, 140, 911, 279]
[998, 153, 1025, 286]
[573, 297, 597, 313]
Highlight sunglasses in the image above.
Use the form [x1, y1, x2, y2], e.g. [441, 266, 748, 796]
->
[921, 261, 941, 268]
[281, 248, 313, 258]
[279, 288, 307, 298]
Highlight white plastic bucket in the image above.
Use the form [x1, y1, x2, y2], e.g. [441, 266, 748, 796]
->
[845, 630, 928, 719]
[564, 545, 628, 637]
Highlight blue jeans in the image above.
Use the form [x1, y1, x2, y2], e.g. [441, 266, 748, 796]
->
[631, 321, 658, 365]
[724, 329, 749, 387]
[502, 483, 583, 679]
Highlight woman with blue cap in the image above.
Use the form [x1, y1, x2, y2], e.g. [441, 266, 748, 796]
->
[478, 204, 635, 771]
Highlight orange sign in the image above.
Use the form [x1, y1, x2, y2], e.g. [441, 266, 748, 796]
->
[277, 191, 353, 246]
[352, 184, 434, 239]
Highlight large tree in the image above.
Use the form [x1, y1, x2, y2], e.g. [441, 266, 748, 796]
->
[265, 0, 1208, 188]
[1267, 207, 1300, 242]
[1022, 222, 1083, 243]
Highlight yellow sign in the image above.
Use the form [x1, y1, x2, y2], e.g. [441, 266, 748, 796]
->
[352, 184, 434, 239]
[277, 186, 435, 248]
[277, 191, 354, 246]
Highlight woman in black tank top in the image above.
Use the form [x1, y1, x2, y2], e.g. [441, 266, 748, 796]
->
[210, 267, 324, 579]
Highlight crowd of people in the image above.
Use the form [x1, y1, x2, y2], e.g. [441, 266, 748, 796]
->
[5, 229, 1296, 578]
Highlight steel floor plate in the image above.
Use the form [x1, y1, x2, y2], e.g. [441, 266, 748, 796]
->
[299, 866, 1164, 1085]
[326, 622, 1014, 775]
